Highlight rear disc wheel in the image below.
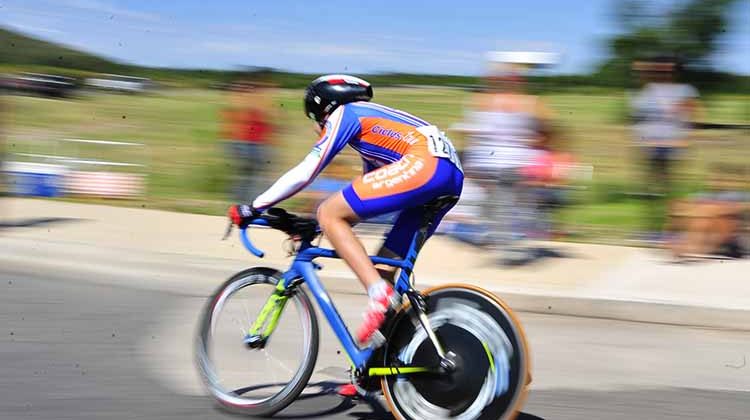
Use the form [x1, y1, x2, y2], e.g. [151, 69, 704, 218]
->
[382, 285, 529, 420]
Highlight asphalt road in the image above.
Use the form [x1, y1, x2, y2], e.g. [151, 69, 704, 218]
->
[3, 268, 750, 420]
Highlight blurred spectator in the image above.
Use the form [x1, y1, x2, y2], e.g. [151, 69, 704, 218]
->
[456, 56, 556, 265]
[221, 74, 277, 202]
[667, 163, 750, 259]
[436, 175, 490, 246]
[630, 56, 701, 239]
[521, 145, 577, 239]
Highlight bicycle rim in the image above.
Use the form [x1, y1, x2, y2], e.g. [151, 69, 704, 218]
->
[196, 268, 318, 416]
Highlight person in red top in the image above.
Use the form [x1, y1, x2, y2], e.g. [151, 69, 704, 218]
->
[222, 78, 275, 202]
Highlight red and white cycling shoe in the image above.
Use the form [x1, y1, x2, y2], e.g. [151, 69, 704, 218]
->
[356, 287, 400, 347]
[336, 383, 360, 398]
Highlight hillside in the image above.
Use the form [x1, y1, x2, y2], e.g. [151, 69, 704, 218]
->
[0, 27, 128, 72]
[0, 27, 477, 88]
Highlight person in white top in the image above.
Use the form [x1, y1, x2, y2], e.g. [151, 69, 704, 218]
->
[630, 57, 700, 236]
[457, 62, 555, 264]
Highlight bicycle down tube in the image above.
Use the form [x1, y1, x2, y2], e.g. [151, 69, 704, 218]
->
[239, 222, 426, 371]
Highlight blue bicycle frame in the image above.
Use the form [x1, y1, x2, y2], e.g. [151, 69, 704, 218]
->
[239, 218, 429, 372]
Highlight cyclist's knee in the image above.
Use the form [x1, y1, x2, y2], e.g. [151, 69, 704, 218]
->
[316, 201, 333, 228]
[317, 193, 358, 229]
[316, 199, 342, 230]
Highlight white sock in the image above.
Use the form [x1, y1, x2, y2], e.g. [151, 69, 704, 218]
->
[367, 279, 391, 299]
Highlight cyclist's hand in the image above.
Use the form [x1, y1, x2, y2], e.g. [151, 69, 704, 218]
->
[228, 204, 260, 227]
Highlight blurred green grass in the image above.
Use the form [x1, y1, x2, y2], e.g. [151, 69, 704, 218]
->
[3, 88, 749, 240]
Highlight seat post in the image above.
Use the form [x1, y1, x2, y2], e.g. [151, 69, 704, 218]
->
[412, 209, 437, 255]
[395, 195, 459, 293]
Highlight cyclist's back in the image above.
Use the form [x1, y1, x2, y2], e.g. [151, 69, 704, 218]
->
[339, 101, 443, 164]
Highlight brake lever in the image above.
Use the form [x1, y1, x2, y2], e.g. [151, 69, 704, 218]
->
[221, 221, 234, 240]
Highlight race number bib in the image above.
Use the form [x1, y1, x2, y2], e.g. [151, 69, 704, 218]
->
[416, 125, 463, 172]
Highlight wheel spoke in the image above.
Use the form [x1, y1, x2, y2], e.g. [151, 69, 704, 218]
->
[262, 349, 295, 376]
[242, 300, 253, 331]
[231, 315, 247, 336]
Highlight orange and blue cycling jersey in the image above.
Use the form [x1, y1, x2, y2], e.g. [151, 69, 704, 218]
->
[252, 101, 463, 257]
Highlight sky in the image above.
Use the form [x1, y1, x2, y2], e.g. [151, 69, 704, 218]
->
[1, 0, 748, 75]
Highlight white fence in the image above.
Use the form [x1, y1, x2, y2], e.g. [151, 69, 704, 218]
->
[4, 138, 148, 198]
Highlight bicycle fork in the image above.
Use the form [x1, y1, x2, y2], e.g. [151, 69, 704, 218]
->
[244, 281, 289, 348]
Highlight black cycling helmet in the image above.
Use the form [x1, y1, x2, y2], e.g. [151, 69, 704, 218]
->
[304, 75, 373, 126]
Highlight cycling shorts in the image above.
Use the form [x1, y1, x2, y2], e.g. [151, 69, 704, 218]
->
[342, 156, 464, 258]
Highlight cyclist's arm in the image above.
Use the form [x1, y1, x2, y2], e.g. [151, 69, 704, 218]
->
[252, 106, 357, 210]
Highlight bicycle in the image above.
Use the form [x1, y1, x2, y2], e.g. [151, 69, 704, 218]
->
[196, 196, 531, 419]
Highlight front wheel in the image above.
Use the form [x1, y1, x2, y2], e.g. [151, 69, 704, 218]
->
[381, 284, 530, 420]
[195, 267, 319, 416]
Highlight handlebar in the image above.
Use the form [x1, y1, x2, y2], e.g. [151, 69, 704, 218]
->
[238, 218, 270, 258]
[225, 208, 320, 259]
[240, 226, 265, 258]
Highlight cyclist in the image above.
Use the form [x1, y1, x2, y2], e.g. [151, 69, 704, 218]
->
[228, 75, 464, 349]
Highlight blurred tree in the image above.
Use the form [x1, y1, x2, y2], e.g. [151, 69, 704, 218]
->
[597, 0, 739, 87]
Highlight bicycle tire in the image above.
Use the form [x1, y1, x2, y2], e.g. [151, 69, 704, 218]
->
[381, 284, 530, 420]
[196, 267, 319, 416]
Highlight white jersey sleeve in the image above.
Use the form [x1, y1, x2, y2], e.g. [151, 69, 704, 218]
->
[252, 154, 321, 210]
[251, 106, 358, 210]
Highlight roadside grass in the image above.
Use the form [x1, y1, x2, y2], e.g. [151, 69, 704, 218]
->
[4, 88, 748, 238]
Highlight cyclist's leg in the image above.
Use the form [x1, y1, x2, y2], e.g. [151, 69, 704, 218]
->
[316, 193, 382, 290]
[317, 154, 440, 290]
[322, 156, 462, 279]
[318, 192, 400, 346]
[320, 155, 460, 344]
[380, 199, 458, 263]
[357, 157, 463, 279]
